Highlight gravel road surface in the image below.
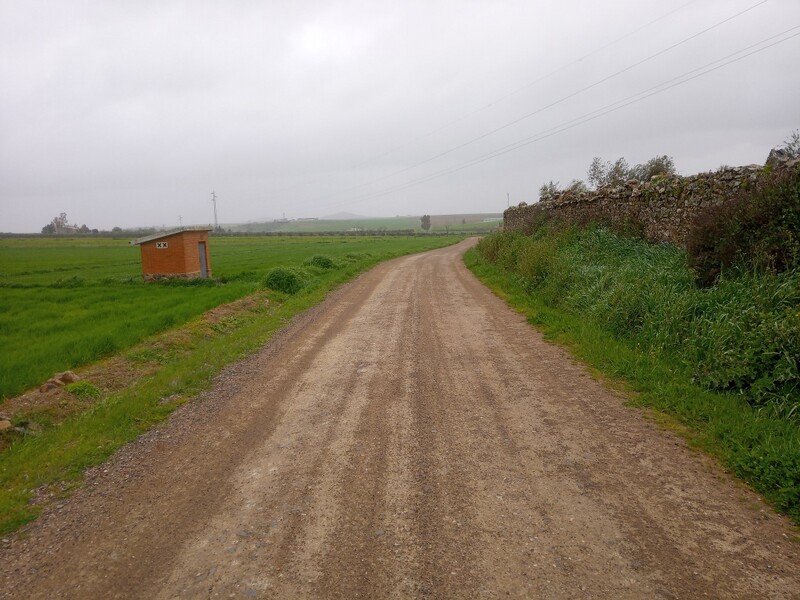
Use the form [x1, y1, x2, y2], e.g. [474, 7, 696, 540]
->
[1, 238, 798, 599]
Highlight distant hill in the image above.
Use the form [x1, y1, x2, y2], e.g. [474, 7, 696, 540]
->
[228, 213, 503, 234]
[322, 212, 369, 220]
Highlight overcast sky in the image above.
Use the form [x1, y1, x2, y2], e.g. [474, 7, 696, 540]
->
[1, 0, 798, 232]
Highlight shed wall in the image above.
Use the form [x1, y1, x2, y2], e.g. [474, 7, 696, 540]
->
[139, 231, 212, 279]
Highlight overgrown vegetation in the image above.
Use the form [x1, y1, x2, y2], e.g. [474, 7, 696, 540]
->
[65, 381, 102, 401]
[687, 168, 800, 286]
[783, 128, 800, 159]
[471, 225, 800, 521]
[264, 266, 310, 294]
[305, 254, 337, 269]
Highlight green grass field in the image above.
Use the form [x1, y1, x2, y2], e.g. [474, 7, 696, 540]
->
[0, 235, 461, 399]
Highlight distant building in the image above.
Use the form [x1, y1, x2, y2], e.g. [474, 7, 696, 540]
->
[132, 228, 212, 281]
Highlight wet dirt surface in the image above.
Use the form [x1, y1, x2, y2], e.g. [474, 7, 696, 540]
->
[1, 239, 798, 599]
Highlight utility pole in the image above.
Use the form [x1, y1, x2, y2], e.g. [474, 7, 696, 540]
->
[179, 215, 182, 227]
[507, 192, 510, 207]
[211, 191, 219, 231]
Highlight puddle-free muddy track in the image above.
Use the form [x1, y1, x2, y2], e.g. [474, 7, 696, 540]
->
[1, 239, 797, 599]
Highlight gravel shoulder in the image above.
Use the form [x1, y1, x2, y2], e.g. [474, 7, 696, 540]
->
[1, 238, 798, 599]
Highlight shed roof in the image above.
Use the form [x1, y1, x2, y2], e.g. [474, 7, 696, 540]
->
[131, 227, 213, 246]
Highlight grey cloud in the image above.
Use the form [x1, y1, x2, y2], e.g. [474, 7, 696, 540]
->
[1, 0, 799, 231]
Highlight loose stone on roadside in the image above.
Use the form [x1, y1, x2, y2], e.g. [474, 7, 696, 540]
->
[39, 371, 81, 393]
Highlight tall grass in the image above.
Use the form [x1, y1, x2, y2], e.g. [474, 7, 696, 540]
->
[471, 227, 800, 521]
[479, 227, 799, 419]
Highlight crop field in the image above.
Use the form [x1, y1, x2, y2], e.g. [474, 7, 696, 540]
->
[0, 235, 460, 399]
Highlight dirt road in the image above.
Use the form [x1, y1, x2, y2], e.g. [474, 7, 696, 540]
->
[2, 239, 798, 599]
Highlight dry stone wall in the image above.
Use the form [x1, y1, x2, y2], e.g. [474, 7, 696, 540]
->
[503, 151, 799, 248]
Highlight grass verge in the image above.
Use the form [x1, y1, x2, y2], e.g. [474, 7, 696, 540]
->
[465, 243, 800, 524]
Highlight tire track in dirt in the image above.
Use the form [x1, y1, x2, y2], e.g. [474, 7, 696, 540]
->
[1, 239, 798, 599]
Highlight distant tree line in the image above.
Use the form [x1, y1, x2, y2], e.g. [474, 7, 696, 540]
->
[39, 213, 165, 237]
[40, 212, 95, 235]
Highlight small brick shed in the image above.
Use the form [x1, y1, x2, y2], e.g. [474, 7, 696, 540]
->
[132, 228, 213, 281]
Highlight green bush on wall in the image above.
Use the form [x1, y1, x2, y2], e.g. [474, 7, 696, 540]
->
[687, 168, 800, 286]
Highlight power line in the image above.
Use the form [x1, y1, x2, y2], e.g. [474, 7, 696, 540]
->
[384, 29, 800, 199]
[310, 0, 771, 205]
[438, 28, 800, 181]
[399, 0, 769, 171]
[313, 26, 799, 210]
[270, 0, 702, 200]
[346, 0, 704, 169]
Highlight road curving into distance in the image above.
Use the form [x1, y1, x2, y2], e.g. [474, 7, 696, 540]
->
[1, 238, 797, 599]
